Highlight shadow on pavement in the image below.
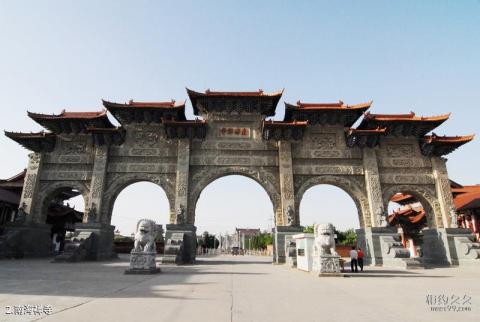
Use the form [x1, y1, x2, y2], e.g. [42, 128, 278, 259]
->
[344, 274, 449, 278]
[0, 255, 270, 299]
[194, 259, 271, 266]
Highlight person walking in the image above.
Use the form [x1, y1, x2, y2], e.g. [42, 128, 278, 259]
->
[357, 248, 364, 272]
[54, 234, 61, 255]
[349, 246, 358, 272]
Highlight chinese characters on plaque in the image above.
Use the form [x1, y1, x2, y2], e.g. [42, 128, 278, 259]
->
[219, 127, 251, 138]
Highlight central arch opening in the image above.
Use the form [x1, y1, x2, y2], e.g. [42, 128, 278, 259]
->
[299, 184, 360, 257]
[111, 181, 170, 254]
[194, 175, 274, 257]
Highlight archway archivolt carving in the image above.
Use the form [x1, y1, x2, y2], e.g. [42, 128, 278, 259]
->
[101, 173, 176, 224]
[35, 181, 90, 224]
[188, 166, 281, 225]
[382, 184, 441, 229]
[294, 175, 369, 228]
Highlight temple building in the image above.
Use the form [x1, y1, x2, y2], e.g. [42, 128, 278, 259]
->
[0, 170, 83, 242]
[388, 179, 480, 257]
[451, 181, 480, 241]
[0, 171, 24, 226]
[236, 228, 261, 250]
[388, 193, 427, 257]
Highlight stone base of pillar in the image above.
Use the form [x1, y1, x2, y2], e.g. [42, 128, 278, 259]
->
[74, 223, 117, 260]
[274, 226, 304, 264]
[164, 224, 197, 264]
[424, 228, 480, 267]
[0, 222, 51, 258]
[356, 227, 387, 266]
[356, 227, 423, 269]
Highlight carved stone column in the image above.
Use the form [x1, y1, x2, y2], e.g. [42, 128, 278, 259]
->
[2, 152, 52, 257]
[86, 145, 108, 223]
[174, 139, 190, 224]
[164, 139, 195, 264]
[20, 153, 44, 224]
[278, 141, 294, 226]
[362, 148, 384, 227]
[71, 145, 116, 260]
[425, 157, 480, 266]
[431, 157, 453, 228]
[274, 141, 303, 264]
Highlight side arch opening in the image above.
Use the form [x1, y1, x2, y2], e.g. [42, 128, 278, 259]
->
[39, 185, 87, 253]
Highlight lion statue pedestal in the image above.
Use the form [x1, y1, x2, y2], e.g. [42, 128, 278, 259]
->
[312, 223, 342, 276]
[125, 219, 161, 275]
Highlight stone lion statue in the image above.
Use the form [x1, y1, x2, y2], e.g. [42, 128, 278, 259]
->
[313, 223, 338, 256]
[133, 219, 157, 253]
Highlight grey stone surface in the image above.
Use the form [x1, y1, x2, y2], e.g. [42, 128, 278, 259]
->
[164, 224, 196, 264]
[441, 228, 480, 266]
[274, 226, 303, 264]
[0, 255, 479, 322]
[54, 231, 94, 262]
[357, 227, 412, 267]
[74, 223, 116, 260]
[0, 223, 51, 258]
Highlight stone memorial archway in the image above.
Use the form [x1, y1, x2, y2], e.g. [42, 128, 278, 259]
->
[4, 89, 477, 266]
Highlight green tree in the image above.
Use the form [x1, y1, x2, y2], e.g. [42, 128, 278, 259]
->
[201, 231, 217, 248]
[303, 224, 315, 233]
[335, 228, 357, 245]
[244, 231, 273, 250]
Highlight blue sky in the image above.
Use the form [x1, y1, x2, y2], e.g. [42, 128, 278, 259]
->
[1, 1, 479, 234]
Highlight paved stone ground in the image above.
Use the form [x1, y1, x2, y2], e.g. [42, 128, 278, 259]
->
[0, 255, 479, 322]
